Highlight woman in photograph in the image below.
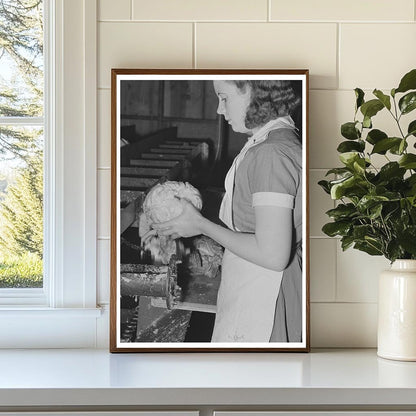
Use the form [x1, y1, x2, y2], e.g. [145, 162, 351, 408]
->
[152, 80, 302, 343]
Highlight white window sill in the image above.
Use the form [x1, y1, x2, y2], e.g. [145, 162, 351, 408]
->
[0, 349, 415, 410]
[0, 307, 103, 349]
[0, 307, 102, 316]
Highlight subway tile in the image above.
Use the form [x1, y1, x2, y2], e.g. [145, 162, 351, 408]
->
[309, 170, 334, 237]
[196, 23, 337, 89]
[310, 239, 336, 302]
[271, 0, 414, 21]
[98, 89, 111, 168]
[340, 24, 416, 90]
[311, 303, 377, 347]
[336, 244, 390, 302]
[98, 0, 130, 21]
[309, 90, 354, 169]
[97, 239, 110, 304]
[98, 22, 193, 89]
[132, 0, 267, 21]
[98, 169, 111, 238]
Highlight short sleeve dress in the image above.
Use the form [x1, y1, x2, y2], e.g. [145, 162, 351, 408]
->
[211, 123, 302, 342]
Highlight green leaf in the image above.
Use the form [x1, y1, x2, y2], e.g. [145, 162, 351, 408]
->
[353, 158, 366, 174]
[330, 176, 355, 199]
[341, 235, 355, 251]
[325, 167, 352, 176]
[341, 122, 361, 140]
[363, 116, 372, 129]
[398, 227, 416, 255]
[337, 140, 365, 153]
[339, 152, 360, 166]
[369, 203, 383, 220]
[395, 69, 416, 94]
[326, 203, 357, 220]
[353, 224, 374, 240]
[386, 240, 403, 263]
[407, 120, 416, 137]
[366, 129, 387, 145]
[373, 89, 391, 110]
[322, 221, 351, 237]
[330, 175, 368, 200]
[399, 139, 407, 154]
[357, 195, 389, 212]
[399, 92, 416, 115]
[318, 180, 331, 194]
[371, 137, 402, 154]
[399, 154, 416, 169]
[389, 139, 408, 155]
[378, 162, 406, 181]
[355, 88, 365, 110]
[354, 241, 383, 256]
[360, 99, 384, 118]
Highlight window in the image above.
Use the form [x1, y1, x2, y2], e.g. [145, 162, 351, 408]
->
[0, 0, 100, 348]
[0, 0, 44, 293]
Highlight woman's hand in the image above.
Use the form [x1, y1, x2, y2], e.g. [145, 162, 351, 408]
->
[151, 197, 205, 239]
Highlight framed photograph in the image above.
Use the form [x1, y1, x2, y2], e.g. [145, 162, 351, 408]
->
[110, 69, 310, 352]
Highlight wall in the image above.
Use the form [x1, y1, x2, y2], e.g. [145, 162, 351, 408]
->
[96, 0, 416, 348]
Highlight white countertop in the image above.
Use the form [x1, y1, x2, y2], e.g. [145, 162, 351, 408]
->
[0, 348, 416, 408]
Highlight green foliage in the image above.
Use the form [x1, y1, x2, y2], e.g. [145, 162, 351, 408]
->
[0, 252, 42, 288]
[0, 0, 44, 285]
[0, 154, 43, 258]
[319, 69, 416, 262]
[0, 0, 43, 162]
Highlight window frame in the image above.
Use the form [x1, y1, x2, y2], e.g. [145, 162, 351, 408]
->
[0, 0, 100, 347]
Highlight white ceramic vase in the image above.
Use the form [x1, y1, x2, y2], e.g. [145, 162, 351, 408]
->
[378, 259, 416, 361]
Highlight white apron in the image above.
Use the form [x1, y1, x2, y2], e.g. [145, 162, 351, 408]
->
[211, 117, 297, 343]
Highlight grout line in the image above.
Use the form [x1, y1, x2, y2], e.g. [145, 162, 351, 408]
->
[97, 19, 415, 24]
[309, 236, 338, 239]
[336, 23, 340, 90]
[97, 237, 111, 240]
[98, 167, 111, 170]
[130, 0, 133, 20]
[193, 22, 197, 69]
[267, 0, 271, 22]
[311, 301, 378, 305]
[333, 230, 338, 301]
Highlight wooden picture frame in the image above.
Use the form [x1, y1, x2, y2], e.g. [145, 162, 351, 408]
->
[110, 69, 310, 352]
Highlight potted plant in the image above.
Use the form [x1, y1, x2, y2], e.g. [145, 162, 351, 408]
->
[319, 68, 416, 361]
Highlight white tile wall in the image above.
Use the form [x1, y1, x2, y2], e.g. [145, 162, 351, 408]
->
[98, 22, 193, 88]
[311, 303, 378, 347]
[339, 24, 416, 90]
[309, 90, 354, 169]
[132, 0, 268, 21]
[310, 239, 336, 302]
[196, 23, 338, 89]
[96, 0, 416, 348]
[336, 246, 390, 303]
[270, 0, 415, 22]
[98, 0, 131, 21]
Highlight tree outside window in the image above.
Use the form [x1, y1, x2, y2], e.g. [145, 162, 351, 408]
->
[0, 0, 44, 288]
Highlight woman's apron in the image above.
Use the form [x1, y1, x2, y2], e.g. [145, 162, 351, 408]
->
[211, 117, 296, 343]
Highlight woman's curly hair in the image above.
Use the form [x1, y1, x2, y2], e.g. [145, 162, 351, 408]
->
[232, 80, 301, 129]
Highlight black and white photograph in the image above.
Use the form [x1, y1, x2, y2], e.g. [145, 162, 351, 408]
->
[110, 69, 309, 352]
